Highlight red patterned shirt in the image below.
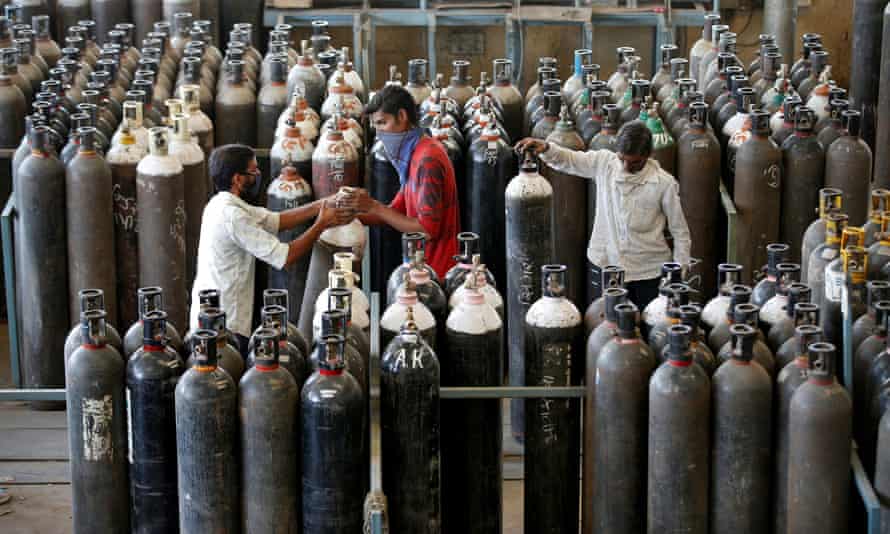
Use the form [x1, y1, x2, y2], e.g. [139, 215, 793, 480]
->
[390, 136, 460, 277]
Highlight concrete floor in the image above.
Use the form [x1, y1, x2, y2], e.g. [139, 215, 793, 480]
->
[0, 323, 532, 533]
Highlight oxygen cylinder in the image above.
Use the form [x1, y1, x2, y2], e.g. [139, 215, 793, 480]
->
[766, 283, 812, 352]
[386, 232, 439, 305]
[286, 50, 326, 112]
[734, 110, 782, 285]
[0, 44, 26, 146]
[544, 106, 587, 310]
[126, 310, 184, 534]
[394, 252, 447, 346]
[676, 102, 720, 296]
[715, 303, 775, 376]
[854, 301, 890, 444]
[583, 265, 625, 336]
[382, 279, 436, 352]
[66, 126, 117, 325]
[297, 216, 365, 343]
[187, 307, 244, 382]
[586, 303, 655, 534]
[701, 264, 743, 332]
[447, 254, 503, 317]
[248, 304, 307, 387]
[257, 56, 288, 149]
[90, 0, 128, 44]
[443, 232, 496, 297]
[261, 288, 310, 357]
[312, 255, 370, 328]
[367, 137, 401, 295]
[524, 265, 582, 534]
[506, 151, 553, 443]
[182, 288, 239, 352]
[301, 334, 365, 533]
[123, 287, 184, 357]
[817, 97, 848, 148]
[707, 284, 753, 354]
[265, 164, 312, 318]
[863, 189, 890, 247]
[709, 323, 771, 533]
[787, 342, 852, 533]
[642, 262, 684, 338]
[175, 330, 238, 532]
[179, 84, 213, 157]
[488, 58, 522, 143]
[868, 212, 890, 278]
[311, 115, 361, 198]
[66, 310, 129, 533]
[759, 262, 801, 334]
[781, 107, 825, 263]
[444, 59, 474, 110]
[647, 283, 692, 355]
[660, 304, 717, 374]
[440, 265, 503, 530]
[689, 13, 721, 88]
[802, 190, 843, 284]
[270, 116, 314, 181]
[312, 309, 366, 400]
[466, 124, 514, 297]
[215, 59, 256, 146]
[774, 324, 822, 534]
[853, 281, 890, 351]
[874, 407, 890, 529]
[64, 289, 123, 361]
[17, 125, 68, 408]
[776, 303, 821, 369]
[168, 113, 205, 293]
[136, 127, 186, 329]
[239, 328, 300, 534]
[651, 44, 678, 97]
[380, 308, 441, 532]
[586, 288, 630, 382]
[821, 236, 868, 356]
[825, 110, 872, 225]
[312, 286, 370, 364]
[647, 324, 710, 533]
[403, 58, 430, 105]
[806, 211, 848, 314]
[130, 0, 161, 45]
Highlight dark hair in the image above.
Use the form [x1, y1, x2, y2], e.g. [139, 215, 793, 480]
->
[365, 84, 418, 126]
[615, 120, 653, 157]
[209, 144, 255, 193]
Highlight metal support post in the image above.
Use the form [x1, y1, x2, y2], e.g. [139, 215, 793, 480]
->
[2, 195, 19, 387]
[426, 11, 437, 81]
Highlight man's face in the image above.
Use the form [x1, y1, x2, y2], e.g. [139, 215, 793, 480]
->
[236, 157, 261, 195]
[617, 152, 649, 174]
[371, 109, 410, 134]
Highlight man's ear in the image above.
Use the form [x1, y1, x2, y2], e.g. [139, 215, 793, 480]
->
[397, 108, 409, 127]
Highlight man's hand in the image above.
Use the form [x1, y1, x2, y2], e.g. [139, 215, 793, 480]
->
[514, 138, 550, 156]
[315, 199, 354, 230]
[340, 188, 378, 215]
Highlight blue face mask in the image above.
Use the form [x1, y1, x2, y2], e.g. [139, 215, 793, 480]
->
[378, 127, 423, 186]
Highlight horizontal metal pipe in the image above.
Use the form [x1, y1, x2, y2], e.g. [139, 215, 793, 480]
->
[440, 386, 586, 399]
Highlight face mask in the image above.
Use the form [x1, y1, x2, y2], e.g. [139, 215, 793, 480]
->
[378, 127, 422, 186]
[240, 169, 264, 204]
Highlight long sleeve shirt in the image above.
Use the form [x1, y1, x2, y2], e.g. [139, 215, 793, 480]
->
[389, 136, 460, 277]
[540, 143, 692, 282]
[190, 192, 290, 337]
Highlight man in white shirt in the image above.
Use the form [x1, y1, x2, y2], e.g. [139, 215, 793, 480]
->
[515, 121, 691, 310]
[190, 144, 353, 355]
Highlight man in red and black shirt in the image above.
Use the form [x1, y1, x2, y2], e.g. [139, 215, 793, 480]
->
[353, 84, 460, 278]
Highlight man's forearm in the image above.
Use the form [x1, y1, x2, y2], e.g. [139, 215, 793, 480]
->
[284, 222, 324, 267]
[370, 204, 425, 234]
[279, 199, 322, 231]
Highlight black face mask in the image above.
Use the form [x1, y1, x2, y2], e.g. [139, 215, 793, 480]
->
[239, 169, 264, 205]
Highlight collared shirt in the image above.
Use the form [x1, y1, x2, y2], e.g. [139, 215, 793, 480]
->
[190, 192, 290, 337]
[540, 144, 692, 282]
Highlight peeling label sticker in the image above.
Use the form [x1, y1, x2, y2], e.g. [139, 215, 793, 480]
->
[82, 395, 114, 461]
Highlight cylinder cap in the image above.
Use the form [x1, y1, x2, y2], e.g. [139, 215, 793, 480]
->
[807, 341, 837, 380]
[615, 303, 638, 337]
[142, 310, 167, 347]
[729, 323, 756, 362]
[191, 329, 218, 367]
[603, 287, 629, 323]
